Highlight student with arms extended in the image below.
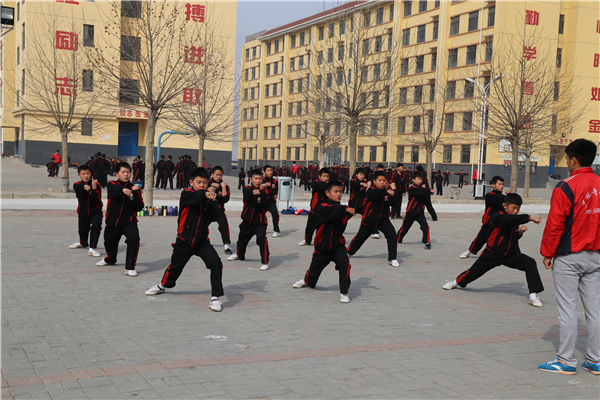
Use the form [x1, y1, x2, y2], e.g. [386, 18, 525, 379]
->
[70, 165, 103, 257]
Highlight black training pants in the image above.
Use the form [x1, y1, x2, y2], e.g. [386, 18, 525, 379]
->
[78, 213, 102, 248]
[347, 219, 397, 261]
[397, 213, 430, 244]
[455, 252, 544, 294]
[236, 222, 269, 264]
[104, 223, 140, 270]
[266, 203, 280, 233]
[304, 246, 351, 294]
[436, 182, 443, 196]
[468, 223, 490, 254]
[392, 192, 404, 218]
[304, 212, 319, 244]
[216, 210, 231, 245]
[162, 172, 173, 190]
[160, 238, 224, 296]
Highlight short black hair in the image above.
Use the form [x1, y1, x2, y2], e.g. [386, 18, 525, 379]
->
[77, 165, 91, 173]
[212, 165, 224, 173]
[160, 155, 165, 159]
[565, 139, 597, 167]
[413, 172, 424, 180]
[249, 168, 263, 178]
[373, 171, 387, 180]
[396, 163, 404, 168]
[190, 167, 210, 181]
[355, 167, 366, 176]
[505, 193, 523, 206]
[491, 176, 504, 185]
[415, 165, 424, 172]
[326, 180, 343, 191]
[116, 162, 131, 173]
[102, 153, 106, 158]
[168, 155, 172, 159]
[319, 168, 330, 176]
[376, 164, 385, 169]
[263, 165, 273, 171]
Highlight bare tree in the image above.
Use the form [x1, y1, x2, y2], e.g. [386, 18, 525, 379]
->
[17, 5, 108, 192]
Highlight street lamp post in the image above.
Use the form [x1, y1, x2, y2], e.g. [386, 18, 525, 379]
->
[466, 74, 502, 181]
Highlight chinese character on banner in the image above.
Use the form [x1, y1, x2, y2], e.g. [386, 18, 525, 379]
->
[589, 119, 600, 133]
[143, 111, 149, 118]
[184, 46, 203, 64]
[525, 10, 539, 26]
[183, 88, 202, 105]
[594, 54, 599, 68]
[520, 115, 532, 129]
[56, 0, 80, 4]
[522, 81, 534, 95]
[592, 87, 600, 101]
[185, 4, 205, 22]
[523, 46, 537, 60]
[119, 109, 126, 116]
[54, 77, 77, 96]
[135, 110, 141, 118]
[56, 31, 78, 51]
[127, 110, 133, 117]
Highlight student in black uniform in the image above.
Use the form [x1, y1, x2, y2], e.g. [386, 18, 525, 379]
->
[443, 169, 451, 187]
[391, 163, 407, 219]
[442, 193, 544, 307]
[415, 165, 438, 221]
[292, 181, 356, 303]
[209, 166, 232, 255]
[145, 167, 224, 312]
[155, 155, 165, 189]
[227, 169, 271, 271]
[347, 171, 399, 266]
[238, 167, 245, 190]
[435, 170, 444, 196]
[397, 172, 434, 249]
[348, 168, 369, 214]
[96, 162, 145, 275]
[455, 170, 468, 188]
[298, 168, 329, 246]
[70, 165, 103, 257]
[262, 165, 281, 238]
[162, 155, 175, 190]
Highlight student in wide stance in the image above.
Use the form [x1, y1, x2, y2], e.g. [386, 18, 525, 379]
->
[262, 165, 281, 238]
[538, 139, 600, 375]
[292, 181, 356, 303]
[145, 167, 224, 312]
[209, 166, 232, 255]
[70, 165, 103, 257]
[397, 172, 434, 249]
[299, 168, 329, 246]
[442, 193, 544, 307]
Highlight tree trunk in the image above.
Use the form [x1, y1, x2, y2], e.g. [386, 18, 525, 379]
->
[144, 111, 157, 207]
[348, 116, 358, 177]
[524, 155, 531, 198]
[319, 139, 325, 168]
[426, 147, 433, 189]
[510, 136, 519, 193]
[198, 133, 205, 168]
[60, 131, 69, 193]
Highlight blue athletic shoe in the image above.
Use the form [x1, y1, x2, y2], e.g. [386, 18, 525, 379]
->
[582, 361, 600, 375]
[538, 359, 576, 375]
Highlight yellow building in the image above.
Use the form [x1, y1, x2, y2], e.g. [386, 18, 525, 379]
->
[0, 0, 237, 173]
[238, 0, 599, 187]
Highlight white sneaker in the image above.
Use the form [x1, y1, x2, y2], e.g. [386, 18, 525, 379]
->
[340, 293, 350, 303]
[443, 280, 458, 290]
[124, 270, 138, 277]
[260, 264, 269, 271]
[227, 254, 239, 261]
[88, 248, 101, 257]
[292, 279, 307, 288]
[69, 242, 84, 249]
[209, 299, 222, 312]
[528, 297, 543, 307]
[389, 259, 400, 267]
[459, 251, 471, 259]
[370, 234, 380, 239]
[272, 232, 281, 238]
[145, 285, 165, 295]
[298, 240, 307, 246]
[96, 259, 114, 266]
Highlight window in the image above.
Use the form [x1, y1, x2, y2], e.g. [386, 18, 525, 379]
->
[318, 26, 324, 40]
[289, 81, 294, 94]
[251, 67, 256, 80]
[297, 125, 303, 137]
[461, 145, 470, 163]
[287, 126, 292, 138]
[243, 129, 247, 140]
[300, 32, 305, 45]
[265, 65, 270, 76]
[327, 48, 333, 62]
[375, 36, 382, 52]
[264, 127, 269, 139]
[298, 78, 303, 92]
[250, 108, 255, 119]
[265, 86, 269, 97]
[249, 128, 254, 139]
[22, 23, 25, 50]
[429, 84, 435, 101]
[371, 120, 379, 135]
[253, 47, 257, 58]
[270, 148, 276, 159]
[376, 7, 383, 24]
[361, 67, 369, 82]
[485, 41, 493, 61]
[448, 48, 458, 68]
[390, 4, 395, 20]
[245, 49, 250, 61]
[337, 70, 343, 85]
[362, 39, 369, 55]
[317, 50, 323, 65]
[417, 25, 425, 43]
[411, 146, 419, 162]
[263, 148, 268, 160]
[272, 126, 277, 139]
[435, 0, 440, 7]
[450, 16, 460, 35]
[298, 55, 304, 68]
[296, 148, 301, 160]
[267, 42, 272, 55]
[444, 113, 454, 131]
[83, 25, 94, 47]
[316, 75, 322, 89]
[412, 115, 421, 133]
[383, 120, 389, 137]
[401, 58, 409, 75]
[556, 48, 562, 68]
[483, 75, 491, 94]
[340, 20, 346, 35]
[398, 117, 406, 133]
[462, 112, 473, 131]
[397, 146, 404, 162]
[414, 85, 423, 103]
[488, 6, 495, 27]
[290, 58, 295, 71]
[272, 83, 277, 95]
[399, 88, 408, 104]
[274, 40, 279, 53]
[388, 33, 393, 50]
[82, 118, 93, 136]
[273, 62, 278, 74]
[122, 1, 141, 18]
[554, 82, 560, 101]
[265, 106, 269, 118]
[466, 45, 477, 65]
[119, 78, 139, 104]
[468, 11, 478, 32]
[121, 36, 141, 61]
[431, 52, 437, 71]
[358, 147, 364, 161]
[364, 11, 371, 28]
[374, 63, 381, 80]
[446, 81, 456, 100]
[402, 29, 410, 46]
[338, 45, 345, 60]
[83, 70, 93, 92]
[291, 34, 296, 48]
[272, 105, 277, 118]
[326, 73, 333, 87]
[373, 91, 380, 108]
[370, 146, 377, 162]
[416, 55, 424, 73]
[433, 21, 439, 40]
[443, 145, 452, 163]
[16, 2, 19, 21]
[419, 0, 427, 12]
[16, 47, 19, 65]
[464, 80, 474, 98]
[297, 102, 303, 115]
[558, 14, 564, 34]
[329, 22, 334, 38]
[404, 1, 412, 17]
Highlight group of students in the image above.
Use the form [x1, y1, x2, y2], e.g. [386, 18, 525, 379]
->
[68, 139, 600, 375]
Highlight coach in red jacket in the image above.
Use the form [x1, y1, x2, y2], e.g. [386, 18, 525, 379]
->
[538, 139, 600, 375]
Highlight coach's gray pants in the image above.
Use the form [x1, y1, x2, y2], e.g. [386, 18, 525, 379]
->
[552, 250, 600, 367]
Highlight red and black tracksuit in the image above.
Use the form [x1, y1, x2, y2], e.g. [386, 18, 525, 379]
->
[304, 199, 353, 294]
[103, 180, 144, 270]
[455, 211, 544, 294]
[443, 172, 450, 187]
[468, 190, 505, 254]
[397, 184, 431, 244]
[348, 178, 367, 214]
[155, 160, 165, 188]
[263, 176, 280, 233]
[455, 172, 468, 188]
[236, 185, 270, 264]
[304, 180, 328, 244]
[391, 170, 407, 218]
[162, 160, 175, 189]
[238, 170, 245, 190]
[73, 180, 103, 249]
[209, 178, 231, 245]
[348, 187, 398, 261]
[160, 189, 223, 296]
[435, 174, 444, 195]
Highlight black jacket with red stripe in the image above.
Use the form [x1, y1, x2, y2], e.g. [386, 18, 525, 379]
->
[209, 178, 230, 211]
[73, 181, 103, 218]
[313, 199, 353, 254]
[391, 170, 408, 192]
[405, 184, 431, 216]
[484, 211, 531, 258]
[241, 185, 269, 225]
[348, 178, 367, 209]
[482, 190, 505, 224]
[309, 181, 328, 214]
[105, 180, 144, 228]
[361, 187, 397, 227]
[262, 177, 278, 204]
[176, 189, 219, 247]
